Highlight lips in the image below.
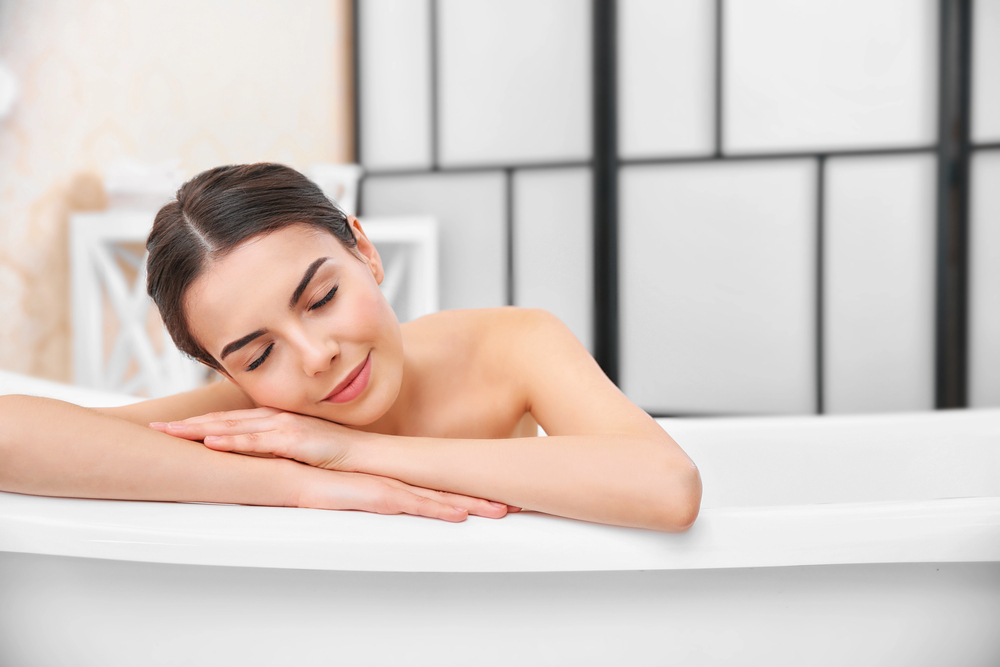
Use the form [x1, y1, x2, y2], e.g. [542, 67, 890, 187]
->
[322, 352, 372, 404]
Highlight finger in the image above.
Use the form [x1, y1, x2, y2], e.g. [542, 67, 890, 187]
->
[202, 431, 281, 457]
[150, 422, 207, 441]
[356, 476, 516, 519]
[391, 484, 508, 519]
[165, 414, 282, 439]
[386, 489, 468, 523]
[429, 491, 508, 518]
[172, 407, 283, 426]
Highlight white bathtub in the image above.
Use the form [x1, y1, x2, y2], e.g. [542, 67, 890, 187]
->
[1, 369, 999, 666]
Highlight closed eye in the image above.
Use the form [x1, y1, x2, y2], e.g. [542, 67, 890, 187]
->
[309, 285, 338, 311]
[246, 343, 274, 372]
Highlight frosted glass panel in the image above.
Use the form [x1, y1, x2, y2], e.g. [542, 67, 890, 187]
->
[513, 168, 593, 352]
[824, 154, 936, 414]
[618, 0, 715, 158]
[438, 0, 591, 166]
[621, 160, 816, 414]
[725, 0, 937, 153]
[970, 151, 1000, 407]
[359, 0, 432, 169]
[362, 172, 507, 310]
[972, 0, 1000, 143]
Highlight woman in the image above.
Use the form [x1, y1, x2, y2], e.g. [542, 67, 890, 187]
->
[0, 163, 701, 531]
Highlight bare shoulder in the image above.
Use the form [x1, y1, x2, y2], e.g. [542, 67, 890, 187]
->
[402, 308, 647, 437]
[472, 307, 577, 352]
[402, 307, 568, 354]
[403, 306, 528, 330]
[399, 309, 562, 434]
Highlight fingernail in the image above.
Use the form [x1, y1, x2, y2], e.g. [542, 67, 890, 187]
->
[489, 501, 505, 508]
[452, 506, 468, 513]
[167, 422, 186, 430]
[204, 436, 219, 444]
[149, 422, 166, 429]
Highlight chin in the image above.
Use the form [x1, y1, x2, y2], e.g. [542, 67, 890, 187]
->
[324, 398, 387, 426]
[328, 372, 401, 427]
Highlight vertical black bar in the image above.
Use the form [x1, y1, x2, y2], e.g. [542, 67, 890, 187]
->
[506, 168, 515, 306]
[593, 0, 619, 384]
[351, 0, 364, 215]
[816, 155, 826, 415]
[935, 0, 972, 408]
[714, 0, 724, 158]
[429, 0, 440, 170]
[352, 0, 362, 166]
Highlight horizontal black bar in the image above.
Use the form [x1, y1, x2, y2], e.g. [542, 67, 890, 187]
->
[360, 145, 944, 176]
[620, 145, 938, 167]
[501, 160, 592, 171]
[363, 160, 593, 178]
[971, 142, 1000, 151]
[646, 411, 792, 419]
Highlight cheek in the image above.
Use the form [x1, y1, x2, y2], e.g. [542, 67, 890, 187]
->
[235, 348, 313, 410]
[355, 287, 404, 401]
[241, 372, 309, 412]
[350, 285, 400, 344]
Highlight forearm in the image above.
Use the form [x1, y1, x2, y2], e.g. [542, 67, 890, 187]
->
[0, 394, 299, 506]
[354, 432, 701, 531]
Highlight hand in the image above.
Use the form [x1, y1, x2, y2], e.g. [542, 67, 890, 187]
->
[294, 465, 515, 522]
[150, 407, 357, 471]
[150, 409, 522, 518]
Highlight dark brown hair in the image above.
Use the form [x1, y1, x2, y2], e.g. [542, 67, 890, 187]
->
[146, 163, 357, 370]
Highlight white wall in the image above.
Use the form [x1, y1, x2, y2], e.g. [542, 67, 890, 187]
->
[358, 0, 594, 351]
[357, 0, 977, 415]
[0, 0, 352, 382]
[969, 1, 1000, 407]
[618, 0, 940, 414]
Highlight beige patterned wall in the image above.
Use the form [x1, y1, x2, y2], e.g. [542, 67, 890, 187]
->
[0, 0, 352, 382]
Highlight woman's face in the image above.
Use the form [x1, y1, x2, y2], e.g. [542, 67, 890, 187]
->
[184, 220, 403, 425]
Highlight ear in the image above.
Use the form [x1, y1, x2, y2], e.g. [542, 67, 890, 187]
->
[348, 216, 384, 285]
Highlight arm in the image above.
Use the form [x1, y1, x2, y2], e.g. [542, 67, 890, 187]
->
[354, 310, 701, 531]
[0, 393, 298, 505]
[90, 376, 258, 425]
[176, 310, 701, 531]
[0, 393, 508, 522]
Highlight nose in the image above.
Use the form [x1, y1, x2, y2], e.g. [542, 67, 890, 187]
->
[297, 328, 340, 377]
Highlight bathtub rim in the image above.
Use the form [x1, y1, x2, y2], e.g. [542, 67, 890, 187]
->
[1, 490, 998, 573]
[2, 369, 1000, 573]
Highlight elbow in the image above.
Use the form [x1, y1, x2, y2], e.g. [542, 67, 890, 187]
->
[647, 461, 702, 533]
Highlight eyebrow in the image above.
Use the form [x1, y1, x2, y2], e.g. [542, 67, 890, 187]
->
[219, 257, 332, 362]
[289, 257, 331, 309]
[220, 329, 267, 361]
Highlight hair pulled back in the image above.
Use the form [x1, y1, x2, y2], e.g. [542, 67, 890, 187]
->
[146, 162, 357, 370]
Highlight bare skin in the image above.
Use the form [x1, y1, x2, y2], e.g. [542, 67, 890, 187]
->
[0, 219, 701, 531]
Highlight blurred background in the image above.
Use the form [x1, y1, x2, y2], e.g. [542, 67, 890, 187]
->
[0, 0, 997, 418]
